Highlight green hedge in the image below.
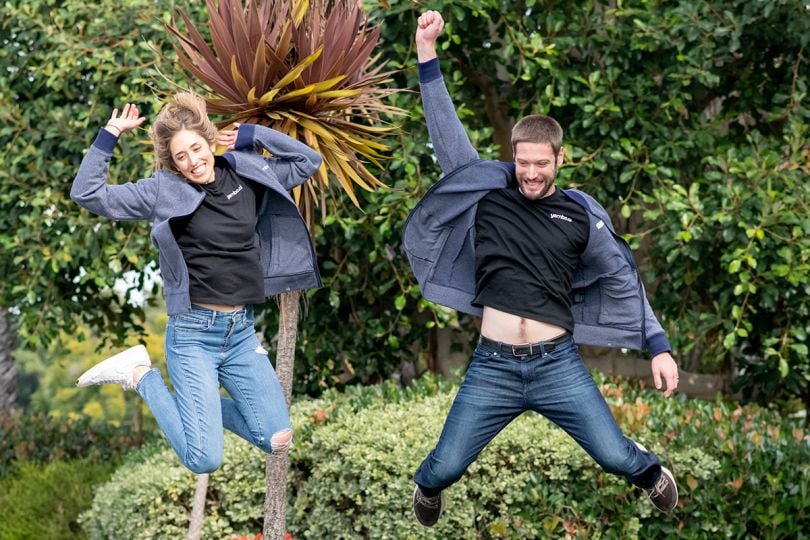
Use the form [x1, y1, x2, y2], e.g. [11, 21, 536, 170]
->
[0, 408, 148, 476]
[81, 375, 809, 539]
[80, 439, 266, 539]
[0, 458, 116, 539]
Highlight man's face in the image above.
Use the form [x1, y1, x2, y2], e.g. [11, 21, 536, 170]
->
[514, 142, 563, 200]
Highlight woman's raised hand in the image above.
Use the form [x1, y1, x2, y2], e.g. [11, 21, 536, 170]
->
[105, 103, 146, 137]
[215, 122, 241, 151]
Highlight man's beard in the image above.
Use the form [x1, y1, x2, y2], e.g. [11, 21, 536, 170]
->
[517, 166, 557, 200]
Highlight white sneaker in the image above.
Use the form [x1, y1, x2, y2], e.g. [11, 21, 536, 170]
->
[76, 345, 151, 390]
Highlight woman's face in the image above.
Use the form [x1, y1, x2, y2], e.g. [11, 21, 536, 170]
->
[169, 129, 216, 184]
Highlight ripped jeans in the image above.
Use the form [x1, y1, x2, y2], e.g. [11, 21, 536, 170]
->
[136, 305, 291, 474]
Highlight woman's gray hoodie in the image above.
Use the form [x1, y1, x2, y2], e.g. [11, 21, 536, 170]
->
[71, 124, 322, 315]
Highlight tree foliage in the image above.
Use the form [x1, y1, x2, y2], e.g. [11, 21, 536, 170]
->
[282, 0, 808, 405]
[166, 0, 404, 224]
[2, 0, 807, 409]
[0, 0, 197, 349]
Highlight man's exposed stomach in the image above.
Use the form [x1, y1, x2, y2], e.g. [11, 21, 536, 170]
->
[480, 306, 568, 344]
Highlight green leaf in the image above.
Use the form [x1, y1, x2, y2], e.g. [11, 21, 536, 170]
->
[729, 259, 741, 273]
[778, 358, 789, 378]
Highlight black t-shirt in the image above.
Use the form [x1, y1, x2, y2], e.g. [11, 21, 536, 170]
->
[171, 158, 266, 306]
[473, 185, 590, 332]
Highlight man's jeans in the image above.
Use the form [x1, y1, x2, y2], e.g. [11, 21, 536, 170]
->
[414, 336, 661, 491]
[136, 305, 291, 474]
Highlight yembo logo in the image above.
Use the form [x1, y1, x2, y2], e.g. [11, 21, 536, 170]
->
[226, 185, 244, 200]
[549, 212, 572, 223]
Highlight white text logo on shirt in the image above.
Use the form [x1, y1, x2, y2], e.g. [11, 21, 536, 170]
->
[549, 213, 572, 223]
[226, 185, 244, 200]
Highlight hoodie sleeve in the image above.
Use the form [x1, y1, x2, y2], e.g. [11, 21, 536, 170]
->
[418, 58, 480, 175]
[233, 124, 323, 191]
[70, 129, 158, 221]
[573, 190, 672, 356]
[641, 285, 672, 356]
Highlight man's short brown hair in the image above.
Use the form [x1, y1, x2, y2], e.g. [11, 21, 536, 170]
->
[511, 115, 563, 156]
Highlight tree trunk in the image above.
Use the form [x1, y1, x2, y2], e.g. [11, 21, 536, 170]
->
[133, 399, 144, 448]
[458, 60, 515, 160]
[186, 473, 209, 540]
[0, 309, 18, 414]
[263, 290, 300, 540]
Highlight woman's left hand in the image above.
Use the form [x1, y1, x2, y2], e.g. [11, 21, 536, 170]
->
[215, 122, 241, 151]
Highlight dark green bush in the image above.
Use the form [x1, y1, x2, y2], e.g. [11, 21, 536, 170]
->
[81, 374, 809, 539]
[252, 0, 810, 408]
[0, 458, 116, 539]
[0, 408, 148, 476]
[642, 123, 809, 406]
[4, 0, 806, 407]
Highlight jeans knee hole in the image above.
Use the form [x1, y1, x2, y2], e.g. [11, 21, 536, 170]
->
[271, 429, 292, 453]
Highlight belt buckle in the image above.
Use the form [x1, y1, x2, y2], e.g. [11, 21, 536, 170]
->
[511, 343, 532, 357]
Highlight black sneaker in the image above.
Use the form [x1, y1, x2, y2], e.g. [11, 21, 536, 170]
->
[413, 485, 444, 526]
[644, 466, 678, 512]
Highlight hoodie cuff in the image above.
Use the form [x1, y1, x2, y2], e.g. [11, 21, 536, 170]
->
[646, 333, 672, 358]
[93, 128, 119, 153]
[234, 124, 256, 151]
[418, 58, 442, 84]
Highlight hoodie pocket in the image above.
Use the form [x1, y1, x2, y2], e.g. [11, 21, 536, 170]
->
[267, 214, 314, 276]
[597, 273, 641, 327]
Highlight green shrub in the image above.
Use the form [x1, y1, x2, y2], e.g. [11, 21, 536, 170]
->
[81, 374, 809, 539]
[80, 437, 269, 539]
[251, 0, 810, 407]
[0, 458, 116, 539]
[0, 408, 148, 476]
[642, 122, 809, 406]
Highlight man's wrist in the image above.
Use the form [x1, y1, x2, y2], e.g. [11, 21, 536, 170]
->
[416, 42, 438, 63]
[104, 124, 122, 137]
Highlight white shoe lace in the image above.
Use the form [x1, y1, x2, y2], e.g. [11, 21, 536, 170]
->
[415, 490, 441, 509]
[649, 474, 669, 498]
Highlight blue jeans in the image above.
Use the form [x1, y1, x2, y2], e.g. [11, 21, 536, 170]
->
[414, 336, 661, 491]
[136, 305, 291, 474]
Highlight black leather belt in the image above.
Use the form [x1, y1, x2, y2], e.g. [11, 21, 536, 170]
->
[479, 332, 571, 357]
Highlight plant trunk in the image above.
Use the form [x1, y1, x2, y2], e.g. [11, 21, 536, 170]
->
[804, 387, 810, 429]
[263, 290, 300, 540]
[133, 399, 144, 448]
[0, 309, 18, 414]
[186, 473, 209, 540]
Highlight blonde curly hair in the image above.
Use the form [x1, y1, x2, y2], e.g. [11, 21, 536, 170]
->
[148, 92, 218, 173]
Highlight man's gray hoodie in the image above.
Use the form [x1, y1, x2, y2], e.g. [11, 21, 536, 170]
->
[403, 59, 671, 356]
[71, 124, 322, 315]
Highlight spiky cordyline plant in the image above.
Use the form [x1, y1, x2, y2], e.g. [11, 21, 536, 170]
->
[166, 0, 403, 225]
